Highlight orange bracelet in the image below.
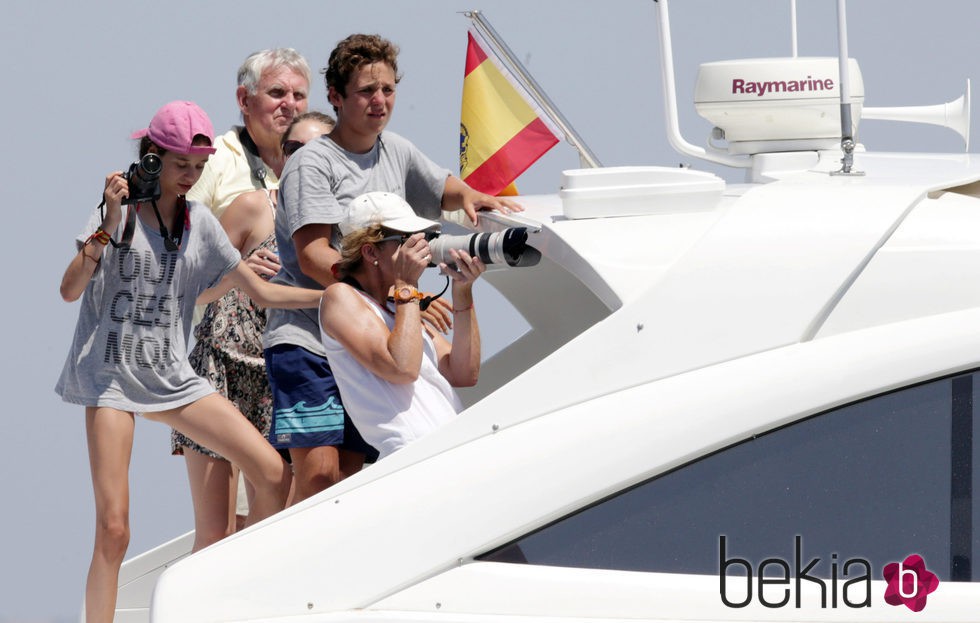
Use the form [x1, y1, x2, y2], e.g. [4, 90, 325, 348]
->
[452, 304, 473, 313]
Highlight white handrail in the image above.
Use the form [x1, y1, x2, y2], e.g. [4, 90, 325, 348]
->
[654, 0, 749, 169]
[790, 0, 798, 57]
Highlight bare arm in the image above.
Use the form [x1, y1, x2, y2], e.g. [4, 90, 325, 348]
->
[293, 222, 341, 287]
[320, 232, 433, 384]
[221, 189, 281, 278]
[432, 249, 484, 387]
[321, 284, 424, 385]
[60, 172, 126, 302]
[441, 175, 523, 226]
[198, 262, 322, 308]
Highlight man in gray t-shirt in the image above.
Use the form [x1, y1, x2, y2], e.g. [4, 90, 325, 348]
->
[263, 33, 519, 503]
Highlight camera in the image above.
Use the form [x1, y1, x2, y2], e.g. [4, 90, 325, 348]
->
[122, 153, 162, 205]
[428, 227, 541, 268]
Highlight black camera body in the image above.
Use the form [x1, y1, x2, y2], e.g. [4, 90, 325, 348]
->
[122, 153, 163, 205]
[428, 227, 541, 268]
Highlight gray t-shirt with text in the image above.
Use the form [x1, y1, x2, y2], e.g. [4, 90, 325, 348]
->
[56, 202, 241, 412]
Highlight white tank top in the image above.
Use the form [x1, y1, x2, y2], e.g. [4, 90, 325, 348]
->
[320, 289, 462, 459]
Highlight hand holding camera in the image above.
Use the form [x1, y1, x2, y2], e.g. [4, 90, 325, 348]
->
[121, 153, 162, 205]
[101, 172, 129, 226]
[96, 153, 164, 249]
[392, 232, 432, 286]
[439, 248, 486, 287]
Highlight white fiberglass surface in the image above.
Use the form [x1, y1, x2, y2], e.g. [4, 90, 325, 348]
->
[369, 563, 980, 622]
[152, 306, 980, 622]
[819, 190, 980, 337]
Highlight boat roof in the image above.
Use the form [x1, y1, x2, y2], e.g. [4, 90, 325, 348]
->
[323, 148, 980, 486]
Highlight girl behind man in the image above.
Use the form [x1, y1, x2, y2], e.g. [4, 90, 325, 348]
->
[172, 111, 336, 551]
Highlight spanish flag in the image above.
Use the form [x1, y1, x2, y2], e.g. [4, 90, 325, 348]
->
[460, 29, 563, 196]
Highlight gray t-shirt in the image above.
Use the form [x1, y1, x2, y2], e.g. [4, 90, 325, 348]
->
[56, 202, 241, 412]
[264, 131, 450, 354]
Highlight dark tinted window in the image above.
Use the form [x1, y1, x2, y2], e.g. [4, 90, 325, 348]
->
[483, 372, 980, 581]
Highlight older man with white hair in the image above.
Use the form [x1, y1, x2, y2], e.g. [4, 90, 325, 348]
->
[189, 48, 311, 220]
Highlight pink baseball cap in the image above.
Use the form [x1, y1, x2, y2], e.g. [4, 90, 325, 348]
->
[130, 100, 216, 155]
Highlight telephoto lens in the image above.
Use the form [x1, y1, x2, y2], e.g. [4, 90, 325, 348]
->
[122, 153, 163, 205]
[428, 227, 541, 268]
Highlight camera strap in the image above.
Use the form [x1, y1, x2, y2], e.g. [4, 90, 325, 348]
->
[149, 196, 188, 252]
[418, 277, 449, 312]
[117, 205, 137, 248]
[238, 126, 269, 190]
[96, 199, 137, 249]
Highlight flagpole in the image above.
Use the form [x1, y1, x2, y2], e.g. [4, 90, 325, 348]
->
[464, 10, 603, 168]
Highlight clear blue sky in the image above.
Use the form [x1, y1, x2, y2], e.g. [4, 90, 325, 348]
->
[2, 1, 978, 620]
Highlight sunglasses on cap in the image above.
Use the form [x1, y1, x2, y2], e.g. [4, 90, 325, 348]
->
[282, 140, 305, 158]
[379, 230, 439, 244]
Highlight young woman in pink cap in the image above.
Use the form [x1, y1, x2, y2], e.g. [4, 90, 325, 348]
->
[55, 101, 323, 623]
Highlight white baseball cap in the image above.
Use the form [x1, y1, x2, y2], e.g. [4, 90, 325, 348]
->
[339, 192, 441, 237]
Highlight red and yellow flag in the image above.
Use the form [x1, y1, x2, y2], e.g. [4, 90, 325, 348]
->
[459, 29, 563, 196]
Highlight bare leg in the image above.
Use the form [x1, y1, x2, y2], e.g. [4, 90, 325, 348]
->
[235, 467, 248, 532]
[84, 406, 135, 623]
[338, 448, 366, 480]
[183, 449, 236, 551]
[146, 394, 289, 524]
[287, 446, 364, 505]
[288, 445, 340, 504]
[258, 462, 297, 507]
[284, 468, 297, 506]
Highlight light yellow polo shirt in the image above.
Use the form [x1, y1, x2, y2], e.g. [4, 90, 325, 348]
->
[187, 127, 280, 218]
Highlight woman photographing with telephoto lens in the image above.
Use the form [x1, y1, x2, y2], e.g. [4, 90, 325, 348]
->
[318, 191, 485, 460]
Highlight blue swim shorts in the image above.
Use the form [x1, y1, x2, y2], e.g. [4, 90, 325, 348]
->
[265, 344, 376, 459]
